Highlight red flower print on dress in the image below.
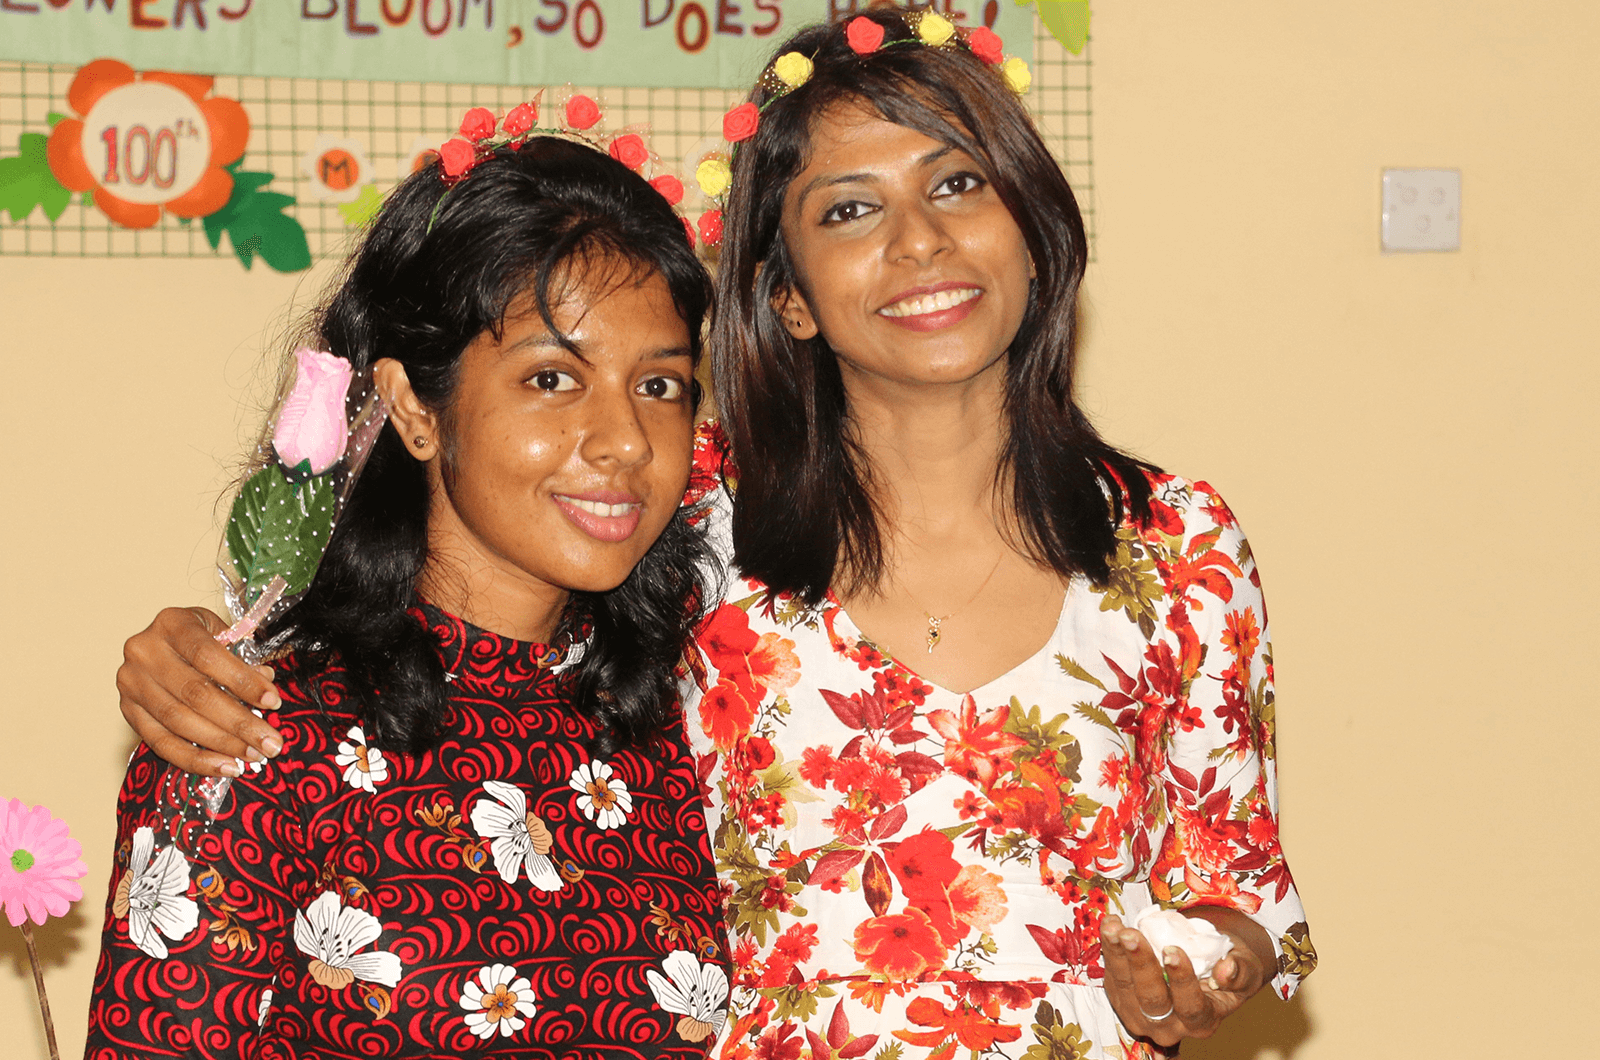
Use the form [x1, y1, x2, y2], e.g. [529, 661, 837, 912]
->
[700, 679, 757, 752]
[895, 996, 1022, 1052]
[926, 696, 1026, 788]
[886, 830, 960, 902]
[851, 908, 947, 980]
[700, 604, 760, 674]
[948, 864, 1007, 935]
[748, 633, 801, 694]
[1222, 607, 1261, 661]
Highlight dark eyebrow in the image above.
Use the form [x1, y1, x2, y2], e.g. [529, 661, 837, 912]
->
[505, 334, 693, 365]
[795, 144, 958, 210]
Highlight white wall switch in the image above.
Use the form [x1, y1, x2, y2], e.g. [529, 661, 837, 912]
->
[1381, 168, 1461, 252]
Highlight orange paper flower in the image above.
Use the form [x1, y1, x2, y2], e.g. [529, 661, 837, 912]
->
[46, 59, 249, 230]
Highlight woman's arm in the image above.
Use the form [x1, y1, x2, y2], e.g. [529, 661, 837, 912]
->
[1102, 478, 1316, 1046]
[117, 606, 286, 775]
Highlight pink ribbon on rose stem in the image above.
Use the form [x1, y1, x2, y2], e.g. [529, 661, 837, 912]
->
[216, 575, 289, 647]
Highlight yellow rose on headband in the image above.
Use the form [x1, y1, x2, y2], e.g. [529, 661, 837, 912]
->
[696, 158, 732, 198]
[1002, 57, 1032, 94]
[774, 52, 813, 88]
[917, 12, 955, 46]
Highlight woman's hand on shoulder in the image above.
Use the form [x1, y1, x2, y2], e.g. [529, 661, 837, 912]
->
[1100, 908, 1272, 1047]
[117, 606, 286, 778]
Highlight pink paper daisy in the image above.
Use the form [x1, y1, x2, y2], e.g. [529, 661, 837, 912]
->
[1, 799, 87, 927]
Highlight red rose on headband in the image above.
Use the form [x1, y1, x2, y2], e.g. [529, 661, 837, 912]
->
[698, 209, 724, 246]
[682, 216, 697, 249]
[723, 102, 759, 143]
[459, 107, 496, 141]
[609, 134, 649, 171]
[846, 16, 885, 54]
[967, 26, 1004, 64]
[651, 175, 685, 205]
[566, 94, 601, 130]
[503, 101, 538, 136]
[438, 138, 478, 178]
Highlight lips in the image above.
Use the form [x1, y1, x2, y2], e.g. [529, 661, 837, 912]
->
[877, 282, 983, 332]
[553, 492, 643, 542]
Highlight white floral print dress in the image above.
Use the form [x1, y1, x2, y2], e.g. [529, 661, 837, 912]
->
[684, 427, 1315, 1060]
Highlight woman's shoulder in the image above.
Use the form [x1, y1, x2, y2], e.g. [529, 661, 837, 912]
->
[1126, 466, 1248, 547]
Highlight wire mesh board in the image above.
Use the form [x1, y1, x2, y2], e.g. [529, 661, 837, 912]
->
[0, 17, 1092, 262]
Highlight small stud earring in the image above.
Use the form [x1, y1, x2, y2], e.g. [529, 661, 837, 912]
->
[414, 436, 429, 448]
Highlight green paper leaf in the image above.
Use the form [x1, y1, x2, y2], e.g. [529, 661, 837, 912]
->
[202, 161, 312, 273]
[0, 132, 72, 223]
[227, 464, 338, 604]
[1036, 0, 1091, 54]
[46, 112, 67, 128]
[336, 184, 384, 229]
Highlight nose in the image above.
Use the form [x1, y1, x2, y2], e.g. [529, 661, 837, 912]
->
[579, 386, 652, 469]
[886, 200, 953, 266]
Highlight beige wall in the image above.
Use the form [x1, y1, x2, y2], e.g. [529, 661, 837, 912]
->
[3, 2, 1597, 1056]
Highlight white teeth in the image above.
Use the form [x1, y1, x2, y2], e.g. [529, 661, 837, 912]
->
[559, 496, 640, 518]
[879, 287, 981, 318]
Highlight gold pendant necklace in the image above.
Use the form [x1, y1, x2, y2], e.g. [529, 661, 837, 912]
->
[917, 550, 1006, 653]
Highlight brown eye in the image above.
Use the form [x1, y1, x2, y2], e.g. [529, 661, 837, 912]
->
[639, 376, 685, 400]
[530, 370, 578, 392]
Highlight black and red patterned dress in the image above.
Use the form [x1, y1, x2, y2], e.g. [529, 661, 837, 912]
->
[85, 602, 730, 1059]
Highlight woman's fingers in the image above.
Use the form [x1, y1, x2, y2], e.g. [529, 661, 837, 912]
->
[1162, 948, 1216, 1034]
[117, 607, 285, 760]
[119, 697, 245, 778]
[1100, 916, 1183, 1046]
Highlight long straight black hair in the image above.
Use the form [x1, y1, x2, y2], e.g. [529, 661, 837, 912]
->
[713, 7, 1154, 603]
[263, 135, 714, 754]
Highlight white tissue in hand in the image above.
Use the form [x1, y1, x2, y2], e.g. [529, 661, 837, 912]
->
[1130, 906, 1233, 978]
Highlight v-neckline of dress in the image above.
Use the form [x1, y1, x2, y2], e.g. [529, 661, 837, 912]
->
[823, 583, 1074, 699]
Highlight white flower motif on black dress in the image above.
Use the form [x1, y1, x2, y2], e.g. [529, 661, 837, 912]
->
[568, 760, 633, 830]
[645, 949, 729, 1043]
[111, 826, 199, 959]
[459, 963, 538, 1039]
[292, 891, 401, 990]
[334, 725, 388, 793]
[469, 780, 563, 891]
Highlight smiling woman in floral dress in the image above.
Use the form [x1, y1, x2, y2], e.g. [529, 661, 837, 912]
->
[114, 9, 1315, 1059]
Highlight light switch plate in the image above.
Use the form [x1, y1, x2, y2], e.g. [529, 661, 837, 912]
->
[1381, 168, 1460, 252]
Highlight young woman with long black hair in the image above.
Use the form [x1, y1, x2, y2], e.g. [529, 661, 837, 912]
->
[86, 135, 732, 1057]
[114, 9, 1315, 1057]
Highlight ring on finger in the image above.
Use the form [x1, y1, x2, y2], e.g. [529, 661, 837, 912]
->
[1137, 1003, 1175, 1022]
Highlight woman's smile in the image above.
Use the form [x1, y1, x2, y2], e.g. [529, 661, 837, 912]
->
[877, 283, 985, 330]
[554, 490, 645, 542]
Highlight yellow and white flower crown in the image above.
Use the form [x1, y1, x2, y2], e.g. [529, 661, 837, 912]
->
[691, 12, 1032, 248]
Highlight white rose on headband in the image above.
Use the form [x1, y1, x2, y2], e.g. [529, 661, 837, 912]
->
[1130, 906, 1234, 979]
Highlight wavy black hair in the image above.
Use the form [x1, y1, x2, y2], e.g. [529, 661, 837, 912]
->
[713, 7, 1155, 603]
[262, 135, 714, 755]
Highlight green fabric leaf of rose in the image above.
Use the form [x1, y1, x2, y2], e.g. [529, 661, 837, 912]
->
[1034, 0, 1091, 55]
[226, 463, 337, 605]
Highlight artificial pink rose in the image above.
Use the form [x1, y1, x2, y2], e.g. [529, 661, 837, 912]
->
[723, 102, 759, 143]
[503, 101, 538, 137]
[651, 174, 685, 205]
[846, 16, 885, 54]
[437, 138, 477, 179]
[697, 209, 724, 247]
[459, 106, 497, 141]
[967, 26, 1004, 64]
[609, 133, 649, 171]
[272, 348, 353, 475]
[566, 95, 601, 130]
[682, 216, 697, 249]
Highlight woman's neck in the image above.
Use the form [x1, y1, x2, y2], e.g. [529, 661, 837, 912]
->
[419, 519, 570, 645]
[841, 359, 1010, 544]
